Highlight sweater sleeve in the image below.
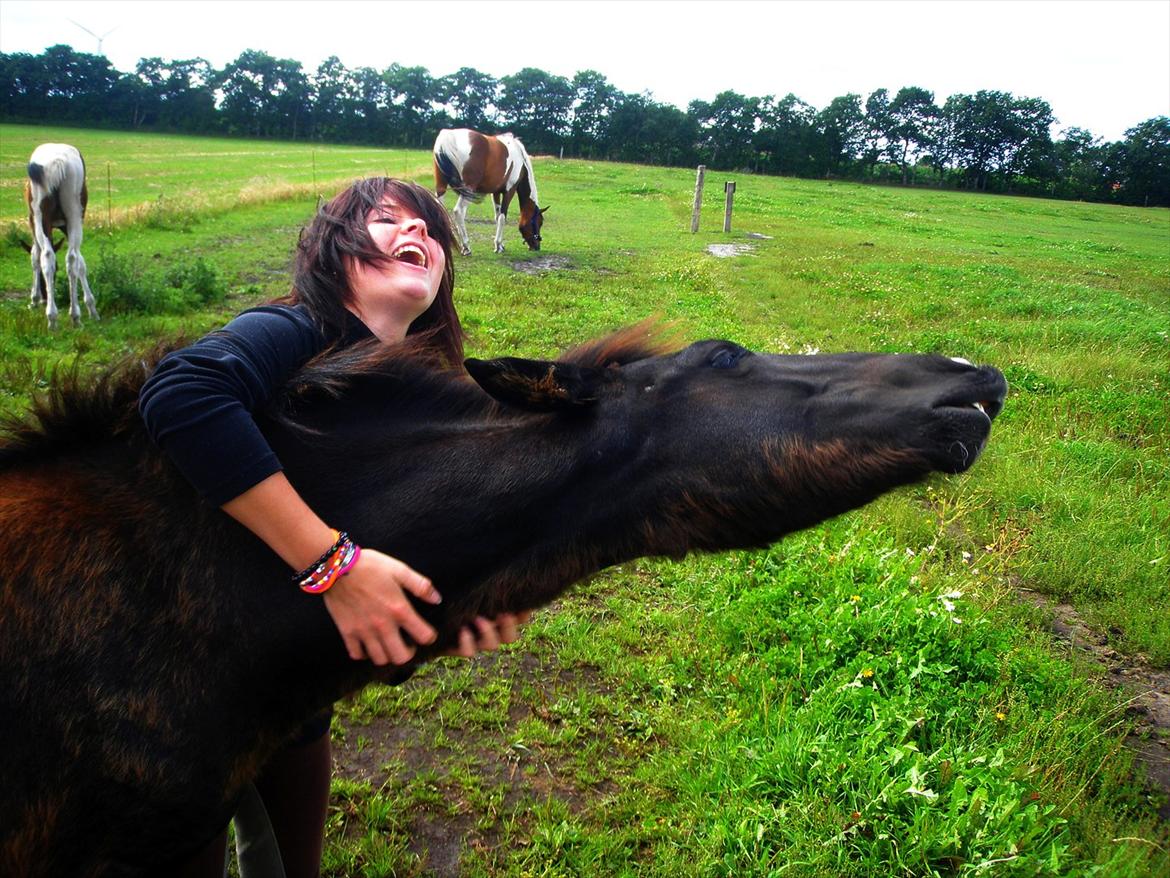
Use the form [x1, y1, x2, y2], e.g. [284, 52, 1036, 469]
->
[139, 304, 326, 506]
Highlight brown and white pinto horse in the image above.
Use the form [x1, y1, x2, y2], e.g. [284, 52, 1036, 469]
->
[0, 325, 1006, 875]
[433, 127, 546, 255]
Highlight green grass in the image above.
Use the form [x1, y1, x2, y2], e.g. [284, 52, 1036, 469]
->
[3, 124, 1168, 875]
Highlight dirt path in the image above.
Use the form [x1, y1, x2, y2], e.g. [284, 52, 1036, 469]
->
[1018, 588, 1170, 819]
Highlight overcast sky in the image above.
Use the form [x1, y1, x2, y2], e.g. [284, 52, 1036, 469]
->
[2, 0, 1168, 142]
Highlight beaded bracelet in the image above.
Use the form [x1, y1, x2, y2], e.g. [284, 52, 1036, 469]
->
[294, 530, 362, 594]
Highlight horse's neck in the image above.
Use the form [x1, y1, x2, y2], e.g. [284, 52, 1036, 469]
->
[517, 160, 538, 207]
[501, 140, 536, 203]
[516, 172, 535, 209]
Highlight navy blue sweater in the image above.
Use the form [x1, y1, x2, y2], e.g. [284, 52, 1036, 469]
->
[139, 303, 373, 505]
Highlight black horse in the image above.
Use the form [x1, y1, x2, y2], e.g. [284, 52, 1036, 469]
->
[0, 325, 1006, 876]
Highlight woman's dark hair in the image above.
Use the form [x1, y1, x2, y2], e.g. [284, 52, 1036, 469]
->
[291, 178, 465, 364]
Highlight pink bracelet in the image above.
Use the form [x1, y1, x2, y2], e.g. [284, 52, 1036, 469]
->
[296, 531, 361, 594]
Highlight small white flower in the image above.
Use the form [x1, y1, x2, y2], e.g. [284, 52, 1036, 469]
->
[905, 785, 938, 799]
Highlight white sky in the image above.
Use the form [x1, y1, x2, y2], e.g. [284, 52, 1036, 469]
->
[2, 0, 1168, 142]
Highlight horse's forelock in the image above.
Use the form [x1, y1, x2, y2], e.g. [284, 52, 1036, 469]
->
[557, 321, 680, 369]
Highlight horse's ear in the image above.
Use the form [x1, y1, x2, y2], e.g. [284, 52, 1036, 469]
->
[465, 357, 601, 411]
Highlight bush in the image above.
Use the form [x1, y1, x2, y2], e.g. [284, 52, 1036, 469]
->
[164, 258, 227, 307]
[93, 243, 227, 315]
[92, 242, 155, 315]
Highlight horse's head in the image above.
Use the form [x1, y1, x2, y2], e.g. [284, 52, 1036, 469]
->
[519, 204, 547, 250]
[466, 339, 1007, 551]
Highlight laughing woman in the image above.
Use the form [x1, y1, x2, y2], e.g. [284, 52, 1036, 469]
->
[139, 178, 527, 878]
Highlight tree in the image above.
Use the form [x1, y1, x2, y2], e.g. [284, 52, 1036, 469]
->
[863, 88, 893, 175]
[1119, 116, 1170, 206]
[570, 69, 619, 157]
[689, 90, 760, 170]
[497, 68, 574, 151]
[755, 93, 817, 176]
[814, 93, 866, 177]
[217, 49, 277, 136]
[941, 90, 1053, 190]
[604, 91, 698, 166]
[350, 66, 389, 143]
[383, 63, 437, 147]
[439, 67, 497, 130]
[311, 56, 356, 141]
[888, 87, 938, 183]
[1050, 127, 1109, 200]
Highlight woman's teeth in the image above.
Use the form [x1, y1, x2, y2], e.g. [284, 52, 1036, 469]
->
[392, 244, 427, 267]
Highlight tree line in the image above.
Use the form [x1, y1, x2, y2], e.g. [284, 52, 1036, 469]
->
[3, 44, 1167, 206]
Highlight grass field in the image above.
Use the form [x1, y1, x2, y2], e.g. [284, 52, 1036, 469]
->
[2, 123, 1168, 876]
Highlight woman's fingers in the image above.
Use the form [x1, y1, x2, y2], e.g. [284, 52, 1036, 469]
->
[453, 626, 477, 657]
[389, 593, 437, 646]
[473, 616, 501, 651]
[495, 613, 522, 644]
[342, 634, 365, 662]
[393, 560, 443, 605]
[380, 627, 415, 666]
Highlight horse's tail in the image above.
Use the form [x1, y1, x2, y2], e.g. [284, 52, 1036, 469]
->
[27, 154, 70, 196]
[433, 150, 484, 203]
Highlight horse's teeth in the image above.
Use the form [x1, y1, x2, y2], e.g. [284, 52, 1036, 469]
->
[972, 401, 986, 414]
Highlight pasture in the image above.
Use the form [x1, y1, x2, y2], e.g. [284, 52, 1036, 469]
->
[1, 123, 1168, 876]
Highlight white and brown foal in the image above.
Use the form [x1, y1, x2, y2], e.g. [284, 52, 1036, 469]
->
[26, 142, 98, 330]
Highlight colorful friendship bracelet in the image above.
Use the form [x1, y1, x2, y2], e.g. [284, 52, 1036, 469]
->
[294, 529, 362, 594]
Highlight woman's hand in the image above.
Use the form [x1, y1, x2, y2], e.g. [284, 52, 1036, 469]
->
[444, 611, 532, 658]
[321, 548, 442, 665]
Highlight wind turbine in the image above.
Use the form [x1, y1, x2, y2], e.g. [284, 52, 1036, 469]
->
[68, 19, 119, 55]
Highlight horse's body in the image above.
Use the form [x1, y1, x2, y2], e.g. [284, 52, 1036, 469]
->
[0, 326, 1006, 876]
[26, 143, 99, 330]
[433, 128, 546, 254]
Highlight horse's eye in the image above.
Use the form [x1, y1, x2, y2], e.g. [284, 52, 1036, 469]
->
[709, 347, 746, 369]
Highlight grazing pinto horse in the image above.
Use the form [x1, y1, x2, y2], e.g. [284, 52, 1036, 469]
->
[26, 143, 99, 330]
[433, 127, 547, 255]
[0, 325, 1005, 876]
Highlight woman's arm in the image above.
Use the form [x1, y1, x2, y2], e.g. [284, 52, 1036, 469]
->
[143, 306, 526, 666]
[222, 472, 444, 665]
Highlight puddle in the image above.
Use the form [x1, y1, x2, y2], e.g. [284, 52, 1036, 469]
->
[510, 255, 574, 274]
[706, 243, 756, 258]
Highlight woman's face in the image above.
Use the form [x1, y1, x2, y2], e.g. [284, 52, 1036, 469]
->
[346, 196, 447, 339]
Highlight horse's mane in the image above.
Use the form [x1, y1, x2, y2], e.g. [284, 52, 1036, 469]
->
[504, 133, 540, 206]
[0, 323, 678, 466]
[0, 351, 163, 467]
[282, 320, 676, 403]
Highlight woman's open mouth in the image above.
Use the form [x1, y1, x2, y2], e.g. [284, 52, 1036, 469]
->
[391, 244, 428, 268]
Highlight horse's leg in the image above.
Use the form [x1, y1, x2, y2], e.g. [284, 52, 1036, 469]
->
[30, 201, 58, 330]
[453, 194, 473, 255]
[495, 191, 516, 254]
[65, 214, 98, 323]
[493, 193, 506, 253]
[28, 233, 45, 310]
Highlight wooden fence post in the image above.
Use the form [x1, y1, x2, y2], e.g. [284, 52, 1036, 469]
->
[690, 165, 706, 233]
[723, 181, 736, 233]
